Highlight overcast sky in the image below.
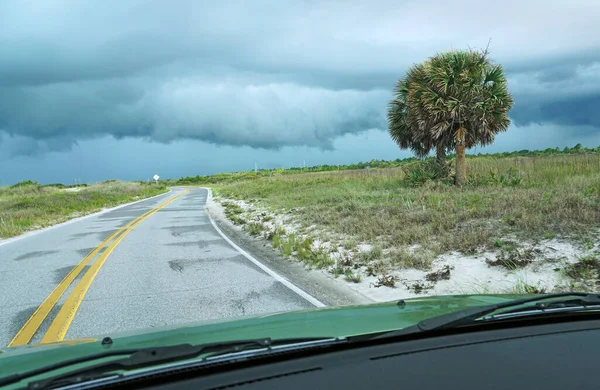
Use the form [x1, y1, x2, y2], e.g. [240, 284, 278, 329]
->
[1, 0, 599, 184]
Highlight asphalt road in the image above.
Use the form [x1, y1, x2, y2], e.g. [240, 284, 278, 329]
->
[0, 187, 318, 347]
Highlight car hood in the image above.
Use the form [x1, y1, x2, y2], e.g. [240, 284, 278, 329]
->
[0, 294, 528, 375]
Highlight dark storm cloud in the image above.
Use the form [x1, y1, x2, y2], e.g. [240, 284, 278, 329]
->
[511, 94, 600, 131]
[0, 77, 389, 153]
[1, 0, 600, 157]
[508, 60, 600, 135]
[0, 132, 76, 158]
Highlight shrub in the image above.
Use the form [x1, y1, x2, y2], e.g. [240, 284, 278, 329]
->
[246, 222, 263, 236]
[358, 245, 383, 263]
[403, 160, 437, 187]
[10, 180, 41, 188]
[344, 269, 362, 283]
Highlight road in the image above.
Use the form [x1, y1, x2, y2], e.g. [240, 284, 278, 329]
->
[0, 187, 320, 347]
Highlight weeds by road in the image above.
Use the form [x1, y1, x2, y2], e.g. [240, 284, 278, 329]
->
[210, 152, 600, 298]
[215, 154, 600, 255]
[0, 180, 167, 238]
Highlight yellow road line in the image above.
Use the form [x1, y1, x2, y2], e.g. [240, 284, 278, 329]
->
[8, 190, 184, 347]
[41, 189, 188, 343]
[7, 208, 156, 347]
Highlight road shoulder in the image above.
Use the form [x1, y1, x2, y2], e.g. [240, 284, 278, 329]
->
[204, 189, 373, 307]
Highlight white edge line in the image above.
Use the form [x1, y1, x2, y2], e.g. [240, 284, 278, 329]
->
[202, 188, 326, 308]
[0, 188, 174, 248]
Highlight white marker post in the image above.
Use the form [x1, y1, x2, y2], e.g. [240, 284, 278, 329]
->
[153, 174, 160, 184]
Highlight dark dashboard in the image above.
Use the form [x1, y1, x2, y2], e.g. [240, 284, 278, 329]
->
[116, 317, 600, 390]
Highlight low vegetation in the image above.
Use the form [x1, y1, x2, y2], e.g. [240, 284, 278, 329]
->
[214, 151, 599, 253]
[166, 144, 600, 186]
[0, 180, 167, 238]
[563, 256, 600, 291]
[209, 147, 600, 293]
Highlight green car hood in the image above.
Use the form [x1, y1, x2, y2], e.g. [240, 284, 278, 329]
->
[0, 294, 528, 377]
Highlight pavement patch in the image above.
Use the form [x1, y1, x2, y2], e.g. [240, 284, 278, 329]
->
[68, 229, 117, 241]
[76, 247, 97, 257]
[30, 304, 63, 344]
[13, 250, 59, 261]
[197, 239, 226, 249]
[229, 291, 261, 316]
[168, 260, 185, 273]
[163, 239, 225, 249]
[157, 208, 199, 213]
[163, 224, 212, 237]
[53, 265, 91, 284]
[98, 210, 148, 220]
[9, 306, 37, 337]
[167, 258, 209, 272]
[166, 254, 271, 276]
[164, 241, 201, 247]
[9, 303, 65, 345]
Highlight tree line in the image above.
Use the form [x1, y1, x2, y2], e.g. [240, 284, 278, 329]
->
[166, 144, 600, 185]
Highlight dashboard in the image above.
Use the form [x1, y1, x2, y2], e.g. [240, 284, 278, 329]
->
[108, 317, 600, 389]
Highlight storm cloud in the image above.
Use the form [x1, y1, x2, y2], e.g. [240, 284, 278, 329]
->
[1, 0, 600, 166]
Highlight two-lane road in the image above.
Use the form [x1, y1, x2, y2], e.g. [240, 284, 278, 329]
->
[0, 187, 320, 347]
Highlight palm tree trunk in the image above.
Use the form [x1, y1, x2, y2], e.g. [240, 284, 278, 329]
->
[436, 145, 447, 178]
[455, 143, 467, 185]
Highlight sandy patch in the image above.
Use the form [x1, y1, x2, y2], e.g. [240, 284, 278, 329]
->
[211, 194, 599, 303]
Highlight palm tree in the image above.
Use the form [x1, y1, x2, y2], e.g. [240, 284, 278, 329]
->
[388, 64, 455, 178]
[388, 64, 445, 175]
[388, 49, 513, 185]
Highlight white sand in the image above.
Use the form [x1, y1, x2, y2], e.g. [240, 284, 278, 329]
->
[212, 195, 598, 303]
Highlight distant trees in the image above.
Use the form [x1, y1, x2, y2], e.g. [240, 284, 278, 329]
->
[167, 144, 600, 185]
[388, 48, 514, 185]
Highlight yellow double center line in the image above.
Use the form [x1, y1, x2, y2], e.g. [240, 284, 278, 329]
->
[9, 189, 188, 347]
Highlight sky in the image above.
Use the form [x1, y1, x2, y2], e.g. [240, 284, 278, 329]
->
[1, 0, 600, 185]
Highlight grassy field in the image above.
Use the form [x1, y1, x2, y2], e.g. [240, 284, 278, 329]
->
[0, 180, 168, 238]
[168, 144, 600, 186]
[212, 153, 600, 278]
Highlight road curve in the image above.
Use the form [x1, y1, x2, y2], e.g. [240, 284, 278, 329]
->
[0, 187, 317, 347]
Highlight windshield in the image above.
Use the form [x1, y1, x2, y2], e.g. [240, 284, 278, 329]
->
[0, 0, 599, 375]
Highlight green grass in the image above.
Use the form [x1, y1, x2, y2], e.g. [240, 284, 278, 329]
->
[503, 278, 548, 295]
[281, 234, 296, 257]
[213, 153, 600, 267]
[0, 180, 168, 238]
[344, 269, 362, 283]
[167, 144, 600, 186]
[221, 201, 248, 225]
[389, 247, 436, 270]
[366, 260, 390, 276]
[358, 245, 383, 263]
[342, 238, 358, 251]
[245, 222, 263, 236]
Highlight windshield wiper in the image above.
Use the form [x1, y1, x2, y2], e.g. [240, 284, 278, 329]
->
[370, 292, 600, 340]
[1, 337, 344, 389]
[483, 294, 600, 319]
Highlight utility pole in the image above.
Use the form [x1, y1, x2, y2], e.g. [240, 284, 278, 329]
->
[254, 162, 257, 173]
